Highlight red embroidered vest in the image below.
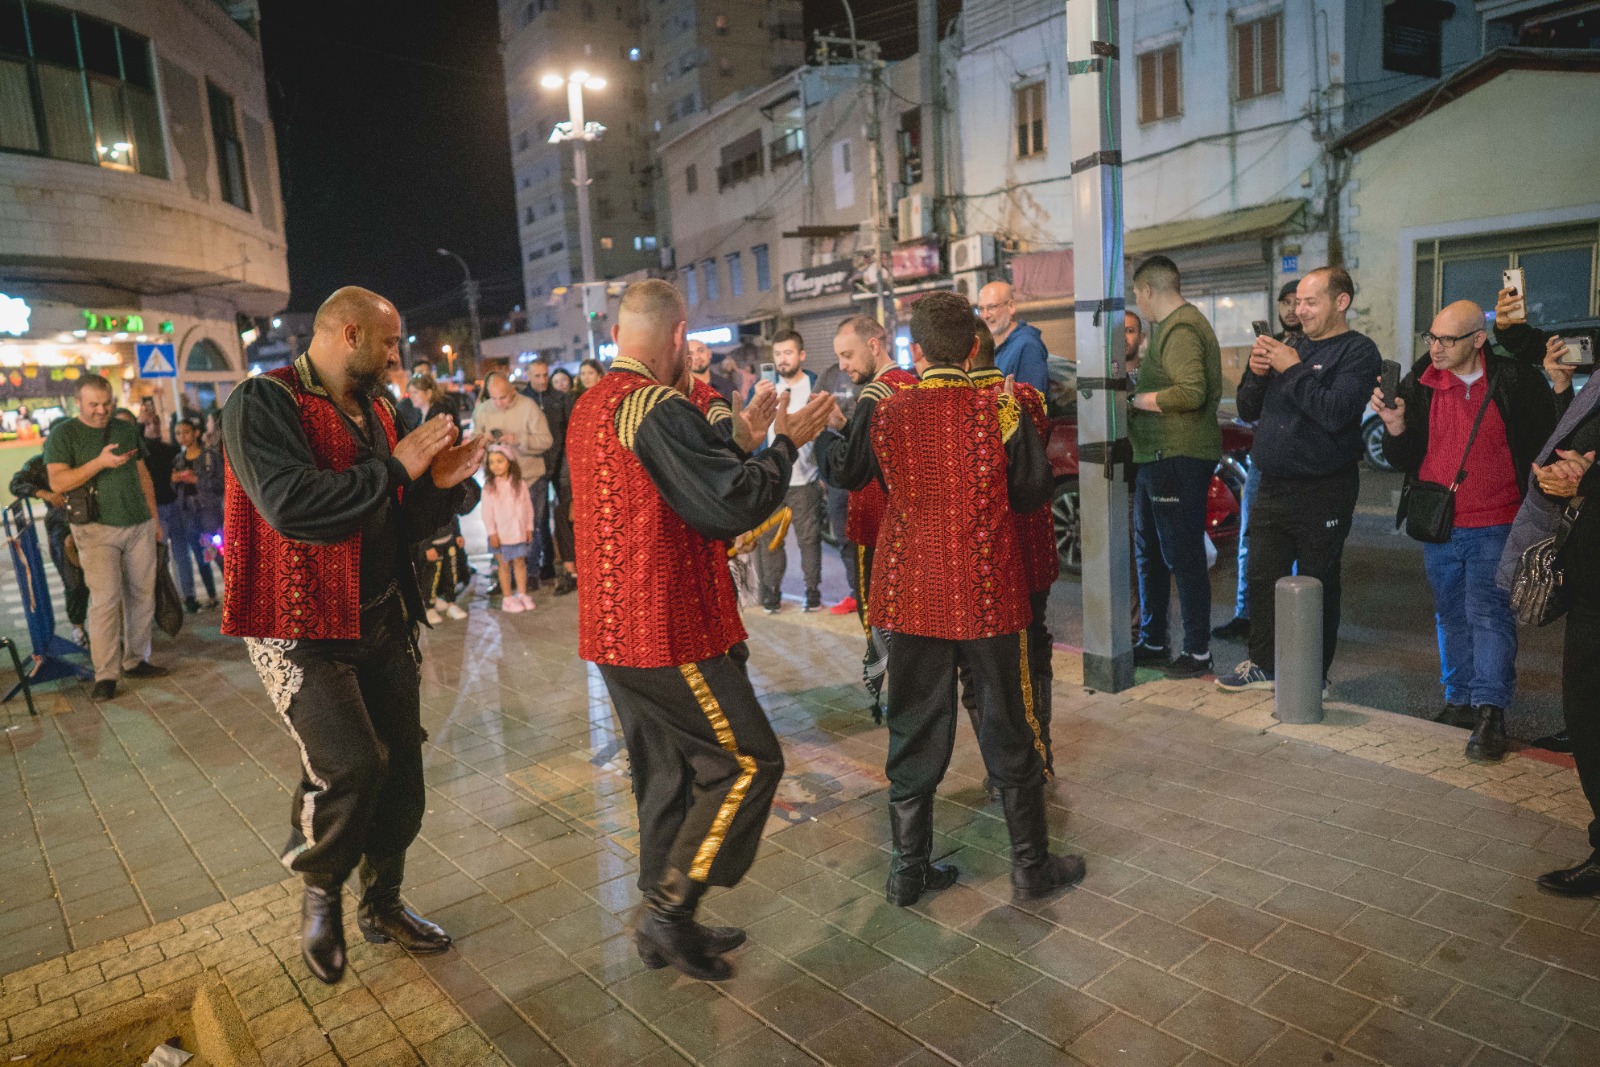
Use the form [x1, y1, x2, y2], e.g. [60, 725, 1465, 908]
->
[869, 367, 1029, 640]
[221, 361, 400, 641]
[974, 371, 1059, 593]
[570, 363, 746, 667]
[845, 365, 917, 546]
[688, 378, 732, 427]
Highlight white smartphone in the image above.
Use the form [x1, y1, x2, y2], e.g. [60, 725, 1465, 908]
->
[760, 362, 777, 385]
[1558, 335, 1595, 368]
[1501, 267, 1528, 325]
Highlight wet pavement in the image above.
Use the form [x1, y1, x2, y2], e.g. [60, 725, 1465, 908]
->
[3, 574, 1598, 1065]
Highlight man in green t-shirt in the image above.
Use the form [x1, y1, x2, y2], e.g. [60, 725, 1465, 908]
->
[43, 374, 167, 701]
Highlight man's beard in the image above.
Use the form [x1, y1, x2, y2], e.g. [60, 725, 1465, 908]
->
[351, 362, 388, 397]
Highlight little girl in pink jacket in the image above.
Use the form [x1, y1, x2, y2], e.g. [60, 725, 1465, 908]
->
[481, 446, 536, 613]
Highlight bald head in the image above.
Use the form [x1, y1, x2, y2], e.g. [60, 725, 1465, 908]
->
[314, 286, 394, 336]
[308, 286, 401, 397]
[1426, 300, 1488, 374]
[615, 279, 689, 383]
[976, 281, 1016, 340]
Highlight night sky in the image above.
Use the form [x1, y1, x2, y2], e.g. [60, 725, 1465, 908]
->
[260, 0, 958, 326]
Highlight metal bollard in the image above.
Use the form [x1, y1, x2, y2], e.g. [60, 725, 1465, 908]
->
[1274, 576, 1323, 724]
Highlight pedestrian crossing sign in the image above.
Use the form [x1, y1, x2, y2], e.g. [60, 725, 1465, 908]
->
[136, 342, 177, 378]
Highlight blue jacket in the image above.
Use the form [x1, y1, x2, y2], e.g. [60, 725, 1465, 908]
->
[994, 321, 1050, 392]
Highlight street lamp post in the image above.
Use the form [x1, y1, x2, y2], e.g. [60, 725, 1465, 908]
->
[436, 247, 482, 378]
[542, 70, 606, 359]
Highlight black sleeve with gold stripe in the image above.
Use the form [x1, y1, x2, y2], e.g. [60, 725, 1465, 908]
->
[1003, 403, 1052, 514]
[815, 388, 885, 492]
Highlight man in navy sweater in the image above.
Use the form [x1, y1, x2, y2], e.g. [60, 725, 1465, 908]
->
[1218, 267, 1382, 693]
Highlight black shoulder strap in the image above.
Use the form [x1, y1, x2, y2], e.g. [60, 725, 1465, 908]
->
[1449, 367, 1496, 492]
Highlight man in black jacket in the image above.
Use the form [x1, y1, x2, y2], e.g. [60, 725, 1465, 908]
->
[520, 359, 568, 586]
[1372, 300, 1557, 761]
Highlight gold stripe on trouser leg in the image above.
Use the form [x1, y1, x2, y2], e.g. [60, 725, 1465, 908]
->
[856, 543, 870, 634]
[679, 663, 759, 882]
[1018, 632, 1052, 779]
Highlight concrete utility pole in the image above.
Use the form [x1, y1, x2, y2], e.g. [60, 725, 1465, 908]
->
[918, 0, 942, 233]
[436, 247, 482, 377]
[1066, 0, 1134, 692]
[866, 60, 896, 337]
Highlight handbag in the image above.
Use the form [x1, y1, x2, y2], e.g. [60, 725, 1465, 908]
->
[1510, 496, 1583, 626]
[63, 423, 113, 525]
[154, 541, 185, 637]
[1401, 374, 1494, 544]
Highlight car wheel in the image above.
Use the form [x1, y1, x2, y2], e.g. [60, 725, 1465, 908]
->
[1052, 478, 1081, 575]
[1362, 418, 1394, 472]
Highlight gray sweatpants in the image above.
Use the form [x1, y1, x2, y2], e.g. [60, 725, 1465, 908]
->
[72, 519, 158, 681]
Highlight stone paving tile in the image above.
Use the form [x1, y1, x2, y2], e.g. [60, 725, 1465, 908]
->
[7, 602, 1600, 1064]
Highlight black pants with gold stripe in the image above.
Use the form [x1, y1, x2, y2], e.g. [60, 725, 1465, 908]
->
[959, 589, 1054, 772]
[600, 643, 784, 890]
[885, 630, 1048, 802]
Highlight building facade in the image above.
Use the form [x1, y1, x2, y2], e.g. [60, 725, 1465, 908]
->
[0, 0, 288, 423]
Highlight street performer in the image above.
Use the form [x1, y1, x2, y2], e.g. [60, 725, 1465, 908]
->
[569, 279, 836, 981]
[814, 314, 918, 721]
[221, 287, 485, 985]
[866, 290, 1085, 907]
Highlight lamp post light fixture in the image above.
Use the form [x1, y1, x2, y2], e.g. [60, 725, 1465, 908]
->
[541, 68, 607, 358]
[436, 248, 483, 377]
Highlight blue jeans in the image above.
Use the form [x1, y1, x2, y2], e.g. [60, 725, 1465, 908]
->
[1234, 463, 1260, 618]
[1134, 456, 1214, 656]
[1422, 523, 1516, 709]
[527, 475, 551, 574]
[159, 501, 215, 602]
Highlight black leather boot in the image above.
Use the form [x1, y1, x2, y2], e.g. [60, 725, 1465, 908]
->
[1001, 786, 1086, 902]
[301, 874, 347, 984]
[636, 868, 732, 981]
[885, 794, 959, 907]
[1536, 853, 1600, 897]
[357, 853, 452, 953]
[634, 906, 745, 969]
[1465, 705, 1508, 762]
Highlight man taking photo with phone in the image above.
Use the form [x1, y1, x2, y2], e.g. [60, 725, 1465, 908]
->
[1372, 300, 1557, 760]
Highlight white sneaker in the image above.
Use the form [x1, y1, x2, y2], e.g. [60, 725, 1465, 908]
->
[516, 593, 536, 612]
[434, 597, 449, 612]
[425, 608, 443, 626]
[445, 602, 468, 620]
[501, 597, 525, 614]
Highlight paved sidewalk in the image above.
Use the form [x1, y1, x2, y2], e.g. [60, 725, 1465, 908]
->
[3, 590, 1598, 1065]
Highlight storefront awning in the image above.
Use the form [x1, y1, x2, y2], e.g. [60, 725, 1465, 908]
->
[1124, 199, 1308, 257]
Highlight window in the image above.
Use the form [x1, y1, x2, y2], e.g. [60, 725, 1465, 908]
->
[726, 251, 743, 296]
[684, 264, 699, 306]
[1413, 223, 1599, 343]
[685, 163, 698, 194]
[1137, 44, 1182, 123]
[769, 127, 803, 167]
[600, 236, 613, 250]
[525, 206, 535, 224]
[548, 240, 565, 254]
[897, 109, 921, 186]
[701, 258, 719, 302]
[1014, 82, 1045, 158]
[752, 244, 771, 291]
[632, 235, 658, 251]
[0, 2, 166, 177]
[1383, 0, 1448, 77]
[1235, 13, 1281, 100]
[515, 130, 530, 152]
[717, 130, 763, 189]
[207, 80, 250, 210]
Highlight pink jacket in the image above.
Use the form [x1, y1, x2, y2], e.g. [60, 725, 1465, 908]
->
[480, 477, 534, 544]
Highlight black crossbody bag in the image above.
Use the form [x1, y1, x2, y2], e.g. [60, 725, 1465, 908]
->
[63, 423, 113, 525]
[1400, 374, 1494, 544]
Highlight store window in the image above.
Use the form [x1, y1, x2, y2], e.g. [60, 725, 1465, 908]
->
[0, 0, 167, 177]
[207, 80, 250, 210]
[1414, 222, 1600, 337]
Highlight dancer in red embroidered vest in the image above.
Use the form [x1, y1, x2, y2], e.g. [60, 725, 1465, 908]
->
[964, 321, 1060, 785]
[814, 314, 917, 722]
[866, 291, 1085, 906]
[221, 287, 486, 985]
[569, 280, 836, 980]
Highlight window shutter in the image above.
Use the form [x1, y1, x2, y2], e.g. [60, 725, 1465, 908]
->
[1161, 48, 1179, 117]
[1261, 15, 1281, 95]
[1138, 52, 1155, 123]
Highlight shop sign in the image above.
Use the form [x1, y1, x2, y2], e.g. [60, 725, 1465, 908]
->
[80, 310, 175, 333]
[687, 326, 735, 346]
[0, 294, 31, 336]
[783, 261, 856, 301]
[892, 239, 941, 282]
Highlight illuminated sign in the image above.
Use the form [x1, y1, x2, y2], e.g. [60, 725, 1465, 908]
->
[0, 294, 31, 337]
[597, 342, 619, 360]
[81, 311, 175, 333]
[687, 326, 734, 346]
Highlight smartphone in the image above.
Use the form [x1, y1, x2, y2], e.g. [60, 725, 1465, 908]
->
[1501, 267, 1528, 325]
[1558, 335, 1595, 368]
[1251, 320, 1271, 338]
[760, 362, 777, 385]
[1379, 360, 1402, 408]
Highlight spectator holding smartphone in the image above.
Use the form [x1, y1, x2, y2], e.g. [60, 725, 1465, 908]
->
[1372, 300, 1557, 760]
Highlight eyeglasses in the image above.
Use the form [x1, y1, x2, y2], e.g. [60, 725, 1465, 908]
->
[976, 302, 1011, 313]
[1422, 330, 1482, 348]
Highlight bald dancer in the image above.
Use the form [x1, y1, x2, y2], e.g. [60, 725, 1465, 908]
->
[222, 287, 486, 983]
[976, 280, 1050, 392]
[1370, 299, 1556, 759]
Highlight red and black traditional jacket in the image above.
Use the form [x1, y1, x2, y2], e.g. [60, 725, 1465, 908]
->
[815, 364, 917, 546]
[569, 356, 796, 668]
[866, 365, 1053, 640]
[220, 354, 474, 640]
[972, 367, 1059, 593]
[688, 378, 734, 435]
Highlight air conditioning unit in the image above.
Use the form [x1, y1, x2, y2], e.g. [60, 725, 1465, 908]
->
[897, 194, 932, 242]
[952, 270, 986, 302]
[950, 233, 996, 272]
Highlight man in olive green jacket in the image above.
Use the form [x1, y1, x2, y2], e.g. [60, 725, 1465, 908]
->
[1127, 256, 1224, 678]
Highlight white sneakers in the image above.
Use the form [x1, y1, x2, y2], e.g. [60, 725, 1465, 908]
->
[501, 594, 535, 614]
[429, 598, 471, 624]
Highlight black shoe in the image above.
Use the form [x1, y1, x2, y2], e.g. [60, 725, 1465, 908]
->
[1211, 616, 1250, 641]
[356, 854, 451, 953]
[1001, 786, 1087, 902]
[1165, 653, 1213, 679]
[982, 777, 1001, 805]
[90, 679, 116, 702]
[1436, 702, 1475, 727]
[1132, 642, 1169, 666]
[885, 794, 959, 907]
[539, 566, 556, 582]
[1465, 704, 1508, 762]
[636, 919, 745, 968]
[1536, 854, 1600, 897]
[553, 574, 577, 596]
[124, 661, 169, 679]
[183, 597, 200, 614]
[803, 601, 824, 613]
[1531, 732, 1573, 754]
[301, 878, 347, 984]
[636, 868, 732, 981]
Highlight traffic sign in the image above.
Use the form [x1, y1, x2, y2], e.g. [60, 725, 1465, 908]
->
[136, 342, 177, 378]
